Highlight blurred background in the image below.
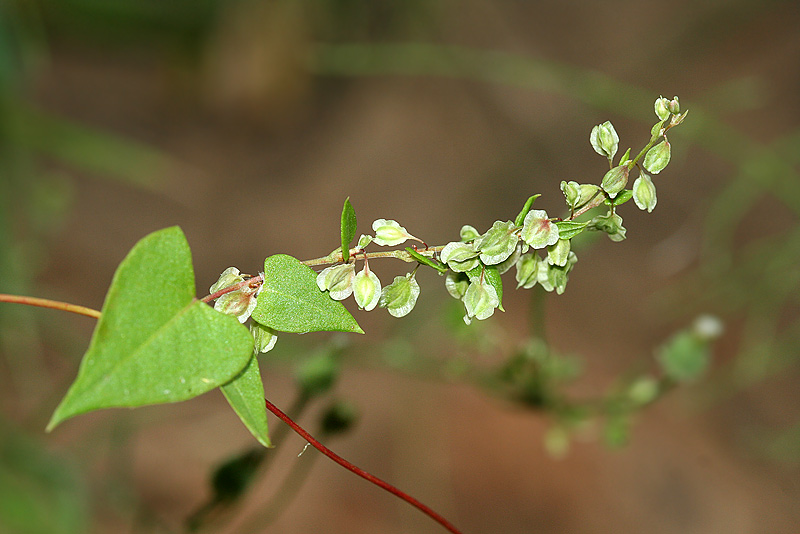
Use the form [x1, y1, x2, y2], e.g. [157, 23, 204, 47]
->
[1, 0, 799, 533]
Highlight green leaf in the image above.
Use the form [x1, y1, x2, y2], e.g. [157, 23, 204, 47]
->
[514, 194, 541, 227]
[405, 246, 448, 273]
[221, 354, 271, 447]
[48, 227, 255, 430]
[340, 197, 357, 263]
[483, 266, 504, 312]
[554, 220, 589, 240]
[604, 189, 633, 206]
[252, 254, 363, 334]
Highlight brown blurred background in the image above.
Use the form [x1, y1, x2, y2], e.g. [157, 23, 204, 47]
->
[1, 1, 799, 533]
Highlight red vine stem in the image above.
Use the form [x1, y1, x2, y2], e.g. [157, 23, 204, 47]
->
[0, 293, 101, 319]
[263, 397, 463, 534]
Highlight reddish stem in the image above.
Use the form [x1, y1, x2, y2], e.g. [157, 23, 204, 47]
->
[263, 397, 463, 534]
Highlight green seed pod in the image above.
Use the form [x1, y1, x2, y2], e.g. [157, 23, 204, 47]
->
[590, 121, 619, 159]
[463, 278, 500, 323]
[445, 271, 469, 299]
[632, 171, 657, 213]
[440, 241, 480, 272]
[546, 238, 571, 267]
[515, 253, 540, 289]
[643, 140, 671, 174]
[372, 219, 418, 246]
[251, 323, 278, 354]
[601, 165, 630, 198]
[379, 274, 420, 318]
[654, 96, 670, 121]
[353, 264, 381, 311]
[521, 209, 559, 249]
[460, 224, 480, 241]
[474, 220, 519, 265]
[316, 263, 356, 301]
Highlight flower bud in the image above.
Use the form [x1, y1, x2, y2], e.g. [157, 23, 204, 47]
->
[474, 220, 519, 265]
[547, 238, 571, 267]
[668, 96, 680, 114]
[601, 165, 629, 198]
[632, 171, 657, 213]
[654, 96, 670, 121]
[590, 121, 619, 159]
[356, 234, 373, 250]
[440, 241, 480, 272]
[521, 209, 559, 249]
[251, 323, 278, 353]
[379, 274, 420, 318]
[670, 110, 688, 127]
[643, 140, 671, 174]
[353, 264, 381, 311]
[316, 263, 355, 301]
[371, 219, 419, 246]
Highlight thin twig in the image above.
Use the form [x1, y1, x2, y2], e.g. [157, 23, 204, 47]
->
[0, 294, 101, 319]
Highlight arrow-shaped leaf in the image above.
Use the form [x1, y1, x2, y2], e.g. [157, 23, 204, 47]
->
[221, 354, 271, 447]
[48, 227, 254, 430]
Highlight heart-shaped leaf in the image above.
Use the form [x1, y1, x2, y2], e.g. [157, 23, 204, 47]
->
[221, 354, 271, 447]
[252, 254, 363, 334]
[47, 227, 254, 431]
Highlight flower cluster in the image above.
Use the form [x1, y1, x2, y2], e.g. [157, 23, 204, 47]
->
[211, 97, 686, 350]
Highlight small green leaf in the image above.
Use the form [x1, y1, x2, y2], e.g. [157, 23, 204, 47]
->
[340, 197, 357, 263]
[604, 189, 633, 206]
[483, 266, 504, 312]
[554, 220, 589, 240]
[405, 246, 448, 273]
[253, 255, 363, 334]
[514, 194, 541, 227]
[221, 354, 271, 447]
[48, 227, 255, 430]
[618, 147, 631, 165]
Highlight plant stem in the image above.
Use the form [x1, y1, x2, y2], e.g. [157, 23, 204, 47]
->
[0, 293, 101, 319]
[263, 397, 463, 534]
[200, 246, 446, 303]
